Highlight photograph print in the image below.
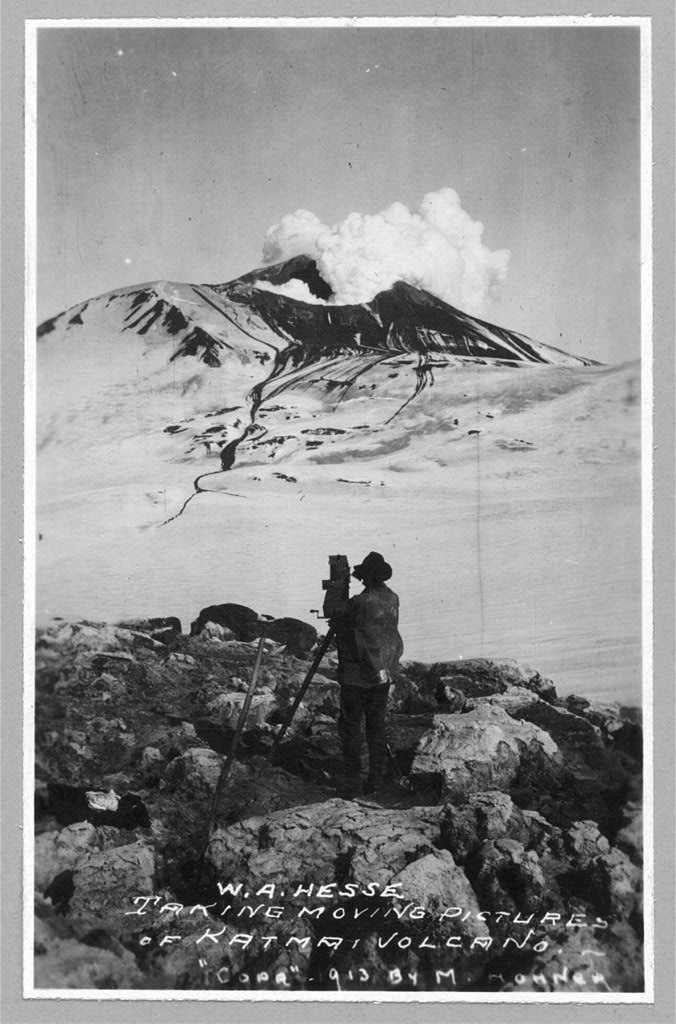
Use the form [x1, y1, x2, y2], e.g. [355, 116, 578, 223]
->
[28, 16, 650, 1000]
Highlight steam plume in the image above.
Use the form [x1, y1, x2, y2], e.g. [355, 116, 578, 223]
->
[259, 188, 510, 311]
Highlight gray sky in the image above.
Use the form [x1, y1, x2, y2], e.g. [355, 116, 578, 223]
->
[36, 24, 641, 364]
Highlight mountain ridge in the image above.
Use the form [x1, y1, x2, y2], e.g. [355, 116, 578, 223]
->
[37, 258, 604, 485]
[38, 256, 600, 369]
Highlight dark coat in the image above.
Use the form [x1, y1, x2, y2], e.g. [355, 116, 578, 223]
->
[333, 583, 404, 688]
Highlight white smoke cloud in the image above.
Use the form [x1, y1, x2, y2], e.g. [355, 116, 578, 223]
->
[254, 278, 327, 304]
[259, 188, 510, 312]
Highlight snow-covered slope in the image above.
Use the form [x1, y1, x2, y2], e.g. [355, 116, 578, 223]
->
[38, 258, 599, 490]
[36, 260, 641, 702]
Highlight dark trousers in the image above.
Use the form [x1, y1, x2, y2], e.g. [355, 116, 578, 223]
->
[338, 684, 389, 782]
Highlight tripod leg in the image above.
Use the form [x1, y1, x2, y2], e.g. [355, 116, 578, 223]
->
[267, 628, 335, 762]
[195, 635, 265, 884]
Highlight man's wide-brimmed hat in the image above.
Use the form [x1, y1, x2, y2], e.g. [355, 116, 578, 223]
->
[353, 551, 392, 583]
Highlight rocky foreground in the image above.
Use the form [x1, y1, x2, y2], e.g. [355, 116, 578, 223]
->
[33, 611, 644, 993]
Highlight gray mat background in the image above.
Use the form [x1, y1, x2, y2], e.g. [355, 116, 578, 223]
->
[2, 2, 674, 1021]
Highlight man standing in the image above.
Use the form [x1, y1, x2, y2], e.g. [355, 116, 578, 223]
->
[325, 551, 404, 797]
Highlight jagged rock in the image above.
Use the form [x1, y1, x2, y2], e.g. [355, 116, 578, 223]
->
[473, 838, 546, 914]
[255, 617, 318, 658]
[587, 848, 642, 920]
[469, 688, 613, 781]
[438, 671, 503, 699]
[36, 620, 76, 647]
[521, 808, 559, 853]
[192, 610, 318, 656]
[115, 616, 182, 644]
[435, 682, 468, 713]
[440, 791, 531, 864]
[563, 820, 611, 869]
[404, 659, 557, 704]
[35, 822, 100, 891]
[272, 670, 340, 721]
[92, 672, 126, 699]
[206, 688, 277, 730]
[69, 840, 155, 936]
[33, 618, 644, 993]
[563, 696, 642, 759]
[469, 686, 541, 715]
[390, 672, 438, 714]
[521, 672, 558, 704]
[222, 760, 329, 821]
[206, 799, 445, 892]
[141, 746, 162, 771]
[141, 745, 162, 765]
[411, 705, 560, 802]
[217, 640, 268, 658]
[161, 750, 322, 824]
[167, 652, 196, 667]
[201, 621, 237, 642]
[63, 622, 135, 651]
[190, 603, 259, 639]
[165, 747, 222, 794]
[390, 849, 487, 931]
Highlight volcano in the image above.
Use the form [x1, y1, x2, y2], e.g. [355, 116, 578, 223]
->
[38, 255, 599, 480]
[36, 257, 640, 701]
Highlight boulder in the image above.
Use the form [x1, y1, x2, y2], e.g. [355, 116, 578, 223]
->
[255, 617, 318, 658]
[91, 672, 127, 700]
[587, 848, 643, 920]
[141, 746, 162, 768]
[167, 652, 196, 667]
[435, 682, 468, 713]
[563, 820, 611, 869]
[206, 799, 445, 893]
[272, 670, 340, 720]
[440, 791, 531, 864]
[475, 692, 610, 777]
[69, 840, 156, 936]
[121, 616, 182, 642]
[206, 688, 277, 730]
[404, 658, 557, 704]
[35, 822, 100, 891]
[211, 640, 266, 658]
[161, 749, 327, 828]
[469, 686, 541, 716]
[201, 621, 237, 642]
[164, 747, 223, 794]
[389, 849, 487, 932]
[390, 672, 438, 714]
[411, 705, 560, 802]
[563, 696, 642, 759]
[190, 603, 259, 639]
[473, 837, 546, 914]
[60, 621, 135, 652]
[33, 619, 645, 993]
